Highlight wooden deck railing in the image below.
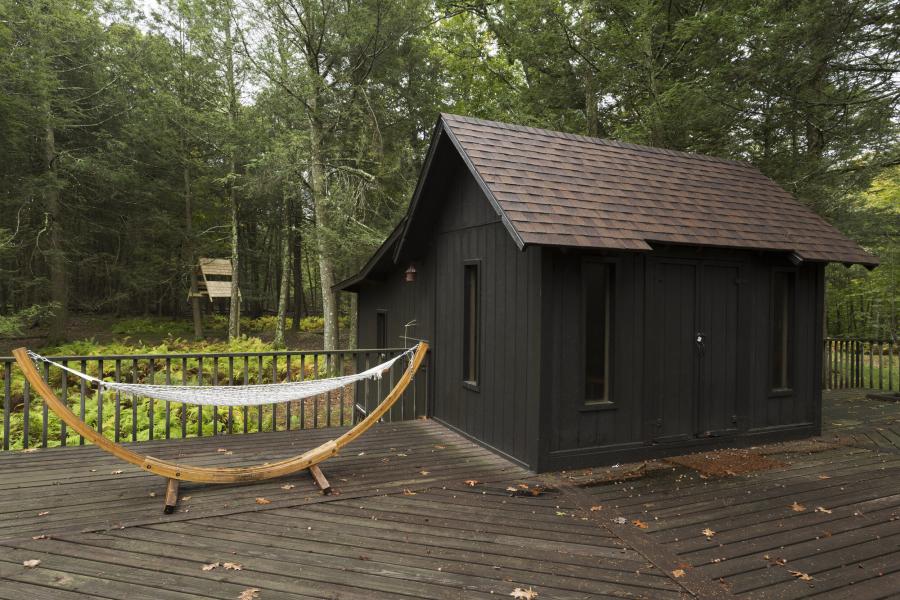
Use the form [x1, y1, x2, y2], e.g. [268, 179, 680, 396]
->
[0, 347, 428, 452]
[824, 337, 898, 392]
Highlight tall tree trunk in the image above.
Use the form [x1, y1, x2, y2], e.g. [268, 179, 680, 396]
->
[225, 13, 240, 340]
[308, 94, 338, 351]
[291, 223, 303, 329]
[273, 193, 291, 348]
[184, 163, 204, 339]
[44, 122, 67, 342]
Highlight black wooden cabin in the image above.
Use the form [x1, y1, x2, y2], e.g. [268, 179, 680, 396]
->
[337, 114, 877, 472]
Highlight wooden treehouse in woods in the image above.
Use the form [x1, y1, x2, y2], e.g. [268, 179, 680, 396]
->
[189, 257, 239, 303]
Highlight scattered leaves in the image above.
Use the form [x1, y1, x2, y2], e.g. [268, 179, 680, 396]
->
[419, 470, 430, 476]
[37, 511, 50, 517]
[402, 489, 417, 496]
[671, 569, 685, 578]
[31, 535, 48, 540]
[22, 559, 41, 568]
[182, 496, 192, 502]
[280, 484, 296, 490]
[815, 506, 832, 514]
[217, 448, 228, 453]
[817, 474, 831, 480]
[632, 519, 649, 529]
[255, 497, 271, 505]
[238, 588, 260, 600]
[222, 562, 243, 571]
[202, 562, 219, 571]
[509, 586, 538, 599]
[701, 528, 716, 539]
[590, 505, 603, 512]
[110, 470, 123, 475]
[789, 570, 813, 581]
[464, 480, 479, 487]
[790, 501, 806, 512]
[612, 516, 628, 525]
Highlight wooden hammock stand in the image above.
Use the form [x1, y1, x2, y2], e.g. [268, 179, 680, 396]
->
[12, 342, 428, 514]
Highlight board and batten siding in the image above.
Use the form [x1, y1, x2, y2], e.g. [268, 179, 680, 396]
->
[538, 245, 824, 471]
[355, 159, 542, 467]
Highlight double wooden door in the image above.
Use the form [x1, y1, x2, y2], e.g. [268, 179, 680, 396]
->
[645, 258, 743, 441]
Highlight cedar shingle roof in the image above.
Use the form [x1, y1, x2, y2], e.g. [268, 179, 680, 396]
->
[441, 114, 876, 266]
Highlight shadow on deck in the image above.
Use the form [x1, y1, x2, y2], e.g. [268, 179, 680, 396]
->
[1, 390, 899, 599]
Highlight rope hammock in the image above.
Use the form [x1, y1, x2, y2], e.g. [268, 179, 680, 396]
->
[25, 347, 416, 407]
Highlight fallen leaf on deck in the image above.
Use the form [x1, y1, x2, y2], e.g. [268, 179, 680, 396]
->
[182, 496, 192, 502]
[238, 588, 260, 600]
[402, 489, 417, 496]
[789, 570, 813, 581]
[590, 505, 603, 512]
[817, 474, 831, 480]
[555, 511, 568, 516]
[22, 448, 38, 453]
[509, 586, 538, 599]
[464, 480, 479, 487]
[612, 516, 628, 524]
[37, 511, 49, 516]
[22, 559, 41, 568]
[632, 519, 649, 529]
[434, 445, 445, 450]
[790, 501, 806, 512]
[217, 448, 228, 452]
[420, 470, 430, 476]
[31, 535, 48, 540]
[222, 562, 242, 570]
[702, 528, 716, 538]
[281, 484, 296, 490]
[202, 562, 219, 571]
[815, 506, 832, 514]
[111, 470, 123, 475]
[506, 486, 519, 493]
[254, 497, 271, 505]
[671, 569, 685, 578]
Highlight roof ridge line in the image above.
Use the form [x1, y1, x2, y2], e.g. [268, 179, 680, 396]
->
[439, 113, 752, 169]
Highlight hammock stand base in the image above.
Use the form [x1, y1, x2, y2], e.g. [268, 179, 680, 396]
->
[163, 464, 329, 514]
[12, 343, 427, 515]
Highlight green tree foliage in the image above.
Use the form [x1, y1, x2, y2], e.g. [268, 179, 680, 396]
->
[0, 0, 896, 345]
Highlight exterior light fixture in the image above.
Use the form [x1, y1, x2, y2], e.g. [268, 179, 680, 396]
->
[405, 264, 417, 282]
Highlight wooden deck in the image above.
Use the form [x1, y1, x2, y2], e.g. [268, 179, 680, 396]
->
[1, 390, 899, 599]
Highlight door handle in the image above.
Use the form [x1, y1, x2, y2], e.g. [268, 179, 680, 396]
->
[695, 332, 705, 356]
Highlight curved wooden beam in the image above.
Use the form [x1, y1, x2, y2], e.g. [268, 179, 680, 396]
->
[12, 343, 428, 484]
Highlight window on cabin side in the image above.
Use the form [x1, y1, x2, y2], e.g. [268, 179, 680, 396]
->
[584, 262, 612, 404]
[376, 311, 387, 348]
[463, 263, 479, 385]
[771, 271, 795, 391]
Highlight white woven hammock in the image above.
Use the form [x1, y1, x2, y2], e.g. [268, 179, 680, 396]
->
[26, 347, 416, 407]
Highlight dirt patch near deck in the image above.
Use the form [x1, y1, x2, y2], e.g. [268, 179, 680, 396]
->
[665, 449, 786, 477]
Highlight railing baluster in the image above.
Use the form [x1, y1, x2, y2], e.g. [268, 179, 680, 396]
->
[41, 361, 49, 448]
[271, 354, 277, 432]
[79, 359, 86, 445]
[242, 356, 249, 434]
[3, 362, 11, 451]
[285, 354, 292, 431]
[299, 355, 306, 430]
[313, 353, 319, 429]
[60, 361, 67, 446]
[165, 358, 171, 440]
[97, 359, 104, 436]
[22, 378, 30, 449]
[132, 358, 139, 442]
[228, 356, 235, 434]
[197, 356, 204, 437]
[114, 359, 121, 443]
[212, 357, 219, 436]
[181, 357, 188, 438]
[148, 359, 155, 441]
[257, 355, 263, 433]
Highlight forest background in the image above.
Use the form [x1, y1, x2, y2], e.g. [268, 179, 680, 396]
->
[0, 0, 896, 356]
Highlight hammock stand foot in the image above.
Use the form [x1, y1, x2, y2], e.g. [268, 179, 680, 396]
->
[163, 478, 180, 514]
[309, 465, 332, 495]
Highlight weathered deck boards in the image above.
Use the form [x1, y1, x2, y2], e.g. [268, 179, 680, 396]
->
[2, 390, 900, 599]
